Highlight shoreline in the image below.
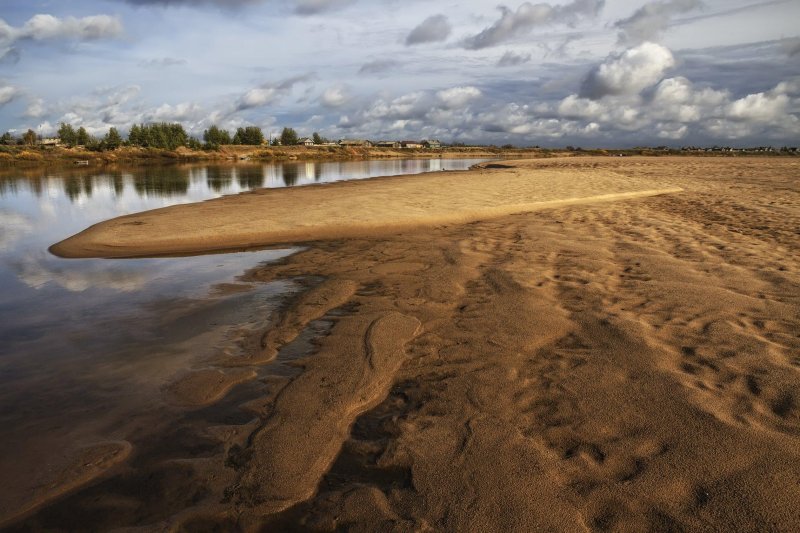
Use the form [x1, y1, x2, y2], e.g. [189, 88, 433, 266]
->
[49, 157, 684, 258]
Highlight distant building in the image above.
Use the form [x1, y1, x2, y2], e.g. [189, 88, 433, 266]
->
[375, 141, 401, 148]
[38, 138, 61, 147]
[401, 141, 423, 149]
[339, 139, 373, 147]
[422, 139, 441, 149]
[297, 138, 315, 147]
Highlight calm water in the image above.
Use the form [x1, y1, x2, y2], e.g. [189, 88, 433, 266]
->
[0, 158, 486, 519]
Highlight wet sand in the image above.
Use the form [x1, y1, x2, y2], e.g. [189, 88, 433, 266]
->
[13, 157, 800, 531]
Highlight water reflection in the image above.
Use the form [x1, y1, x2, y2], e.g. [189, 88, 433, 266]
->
[0, 158, 480, 203]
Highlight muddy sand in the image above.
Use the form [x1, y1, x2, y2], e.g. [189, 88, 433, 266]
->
[13, 157, 800, 531]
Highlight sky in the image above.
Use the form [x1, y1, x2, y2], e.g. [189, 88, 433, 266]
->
[0, 0, 798, 147]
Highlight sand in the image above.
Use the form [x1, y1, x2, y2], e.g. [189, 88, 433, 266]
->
[14, 156, 800, 531]
[49, 160, 682, 258]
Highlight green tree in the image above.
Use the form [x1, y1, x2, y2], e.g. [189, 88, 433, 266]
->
[280, 127, 298, 146]
[126, 123, 188, 149]
[203, 125, 232, 146]
[58, 123, 77, 146]
[128, 124, 142, 146]
[233, 126, 264, 146]
[312, 132, 323, 145]
[22, 129, 37, 146]
[76, 127, 91, 146]
[104, 127, 122, 150]
[0, 132, 13, 144]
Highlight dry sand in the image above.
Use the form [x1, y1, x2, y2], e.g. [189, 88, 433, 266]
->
[15, 157, 800, 531]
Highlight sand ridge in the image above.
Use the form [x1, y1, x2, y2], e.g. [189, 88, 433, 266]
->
[49, 159, 682, 258]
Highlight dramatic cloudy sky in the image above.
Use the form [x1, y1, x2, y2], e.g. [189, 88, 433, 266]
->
[1, 0, 798, 146]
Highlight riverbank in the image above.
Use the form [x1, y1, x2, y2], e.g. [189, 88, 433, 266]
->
[14, 157, 800, 530]
[0, 144, 526, 167]
[2, 144, 797, 169]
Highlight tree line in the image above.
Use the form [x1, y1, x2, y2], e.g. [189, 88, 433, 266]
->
[0, 124, 329, 151]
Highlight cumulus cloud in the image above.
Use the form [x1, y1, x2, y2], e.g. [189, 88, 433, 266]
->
[0, 14, 123, 60]
[359, 59, 401, 75]
[406, 15, 452, 45]
[321, 85, 349, 107]
[437, 86, 482, 108]
[580, 42, 674, 99]
[0, 84, 18, 106]
[463, 0, 605, 50]
[615, 0, 703, 45]
[236, 74, 315, 110]
[727, 90, 789, 123]
[497, 51, 532, 67]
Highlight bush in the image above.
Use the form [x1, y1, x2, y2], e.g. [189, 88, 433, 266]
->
[17, 150, 44, 161]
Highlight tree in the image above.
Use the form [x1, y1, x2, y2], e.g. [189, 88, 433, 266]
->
[203, 125, 232, 146]
[58, 123, 77, 146]
[104, 127, 122, 150]
[233, 126, 264, 146]
[128, 124, 142, 146]
[0, 132, 13, 144]
[280, 127, 298, 146]
[312, 132, 323, 145]
[22, 129, 37, 146]
[76, 127, 91, 146]
[126, 123, 188, 149]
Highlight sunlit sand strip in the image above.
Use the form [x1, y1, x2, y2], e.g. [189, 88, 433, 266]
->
[50, 160, 683, 258]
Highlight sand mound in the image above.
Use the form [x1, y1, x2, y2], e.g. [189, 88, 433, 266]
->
[49, 159, 681, 258]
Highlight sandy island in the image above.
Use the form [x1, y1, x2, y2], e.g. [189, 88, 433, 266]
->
[49, 159, 682, 258]
[18, 156, 800, 531]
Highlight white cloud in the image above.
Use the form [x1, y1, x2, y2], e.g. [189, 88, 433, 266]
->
[727, 91, 789, 123]
[581, 42, 674, 99]
[0, 14, 123, 60]
[437, 86, 482, 108]
[321, 85, 349, 107]
[24, 97, 46, 118]
[0, 84, 17, 106]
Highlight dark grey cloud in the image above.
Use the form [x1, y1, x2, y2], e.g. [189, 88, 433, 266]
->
[122, 0, 354, 14]
[406, 15, 452, 46]
[614, 0, 703, 45]
[497, 51, 531, 67]
[359, 59, 401, 75]
[121, 0, 261, 6]
[463, 0, 604, 50]
[782, 37, 800, 57]
[294, 0, 355, 15]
